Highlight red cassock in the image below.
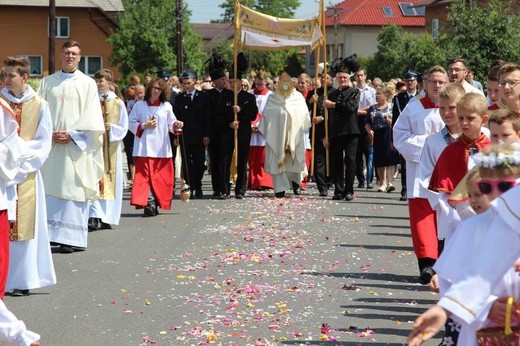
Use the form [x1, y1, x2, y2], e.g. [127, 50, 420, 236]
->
[131, 157, 174, 210]
[0, 210, 9, 298]
[248, 146, 273, 190]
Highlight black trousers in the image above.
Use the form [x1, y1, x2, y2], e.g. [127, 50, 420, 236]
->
[400, 154, 407, 196]
[235, 139, 251, 196]
[179, 142, 206, 190]
[313, 137, 328, 193]
[209, 140, 222, 194]
[331, 134, 358, 196]
[220, 138, 235, 196]
[355, 133, 370, 184]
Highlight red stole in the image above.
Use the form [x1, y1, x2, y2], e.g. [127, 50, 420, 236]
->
[420, 96, 439, 110]
[429, 133, 491, 193]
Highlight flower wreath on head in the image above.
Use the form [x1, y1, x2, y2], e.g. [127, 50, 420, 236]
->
[473, 142, 520, 169]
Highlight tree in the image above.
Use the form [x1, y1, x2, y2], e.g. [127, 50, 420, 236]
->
[367, 24, 445, 80]
[439, 0, 520, 82]
[109, 0, 206, 79]
[217, 0, 300, 23]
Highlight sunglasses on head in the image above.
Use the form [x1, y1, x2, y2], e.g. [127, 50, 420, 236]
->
[477, 179, 519, 195]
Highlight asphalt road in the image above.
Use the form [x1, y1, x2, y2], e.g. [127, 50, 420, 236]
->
[6, 176, 442, 346]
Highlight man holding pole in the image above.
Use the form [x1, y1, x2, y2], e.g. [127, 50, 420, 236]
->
[324, 63, 360, 202]
[307, 72, 335, 196]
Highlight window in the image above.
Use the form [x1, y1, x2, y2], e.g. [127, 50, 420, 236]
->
[49, 17, 70, 38]
[383, 7, 394, 16]
[431, 18, 439, 39]
[398, 2, 425, 16]
[26, 56, 43, 76]
[79, 56, 102, 76]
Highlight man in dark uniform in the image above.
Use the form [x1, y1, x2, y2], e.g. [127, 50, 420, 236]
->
[206, 67, 235, 199]
[324, 68, 360, 201]
[306, 72, 336, 196]
[173, 70, 210, 198]
[226, 72, 258, 199]
[392, 70, 419, 201]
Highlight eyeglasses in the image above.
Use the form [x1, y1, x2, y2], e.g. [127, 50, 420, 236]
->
[427, 80, 447, 85]
[498, 79, 520, 88]
[448, 68, 466, 73]
[241, 84, 248, 87]
[476, 178, 518, 195]
[152, 86, 162, 91]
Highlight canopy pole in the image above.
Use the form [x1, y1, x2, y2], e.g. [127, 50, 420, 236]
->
[320, 0, 330, 177]
[310, 47, 320, 177]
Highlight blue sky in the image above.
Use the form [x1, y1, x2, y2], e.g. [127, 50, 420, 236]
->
[188, 0, 342, 23]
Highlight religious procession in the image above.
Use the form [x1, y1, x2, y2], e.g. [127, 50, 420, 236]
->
[0, 0, 520, 345]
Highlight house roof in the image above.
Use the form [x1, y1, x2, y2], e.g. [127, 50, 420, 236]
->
[0, 0, 124, 12]
[193, 22, 234, 51]
[325, 0, 425, 27]
[193, 22, 233, 40]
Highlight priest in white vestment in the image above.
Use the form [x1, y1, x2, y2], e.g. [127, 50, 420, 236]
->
[1, 56, 56, 295]
[258, 73, 311, 198]
[38, 40, 105, 253]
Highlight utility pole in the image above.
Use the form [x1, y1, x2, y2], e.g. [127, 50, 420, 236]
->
[331, 5, 341, 59]
[176, 0, 184, 75]
[49, 0, 56, 74]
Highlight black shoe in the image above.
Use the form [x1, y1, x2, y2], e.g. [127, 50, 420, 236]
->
[11, 289, 30, 297]
[399, 195, 407, 201]
[357, 182, 365, 188]
[419, 267, 435, 285]
[332, 194, 343, 200]
[88, 217, 100, 231]
[99, 221, 112, 230]
[275, 191, 285, 198]
[212, 192, 221, 197]
[386, 185, 396, 193]
[218, 193, 230, 200]
[143, 205, 157, 217]
[344, 193, 354, 201]
[319, 190, 328, 197]
[195, 187, 203, 199]
[235, 194, 244, 199]
[366, 183, 373, 189]
[292, 182, 301, 195]
[60, 245, 74, 253]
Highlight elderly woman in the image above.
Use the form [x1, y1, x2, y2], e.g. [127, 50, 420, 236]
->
[365, 86, 400, 192]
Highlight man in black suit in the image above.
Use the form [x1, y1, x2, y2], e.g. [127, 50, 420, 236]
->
[392, 70, 419, 201]
[173, 70, 210, 198]
[206, 69, 235, 199]
[306, 72, 336, 196]
[226, 73, 258, 199]
[324, 69, 360, 201]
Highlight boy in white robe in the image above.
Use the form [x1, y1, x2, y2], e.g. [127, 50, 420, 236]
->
[1, 56, 56, 296]
[38, 40, 105, 253]
[88, 69, 129, 230]
[0, 96, 39, 345]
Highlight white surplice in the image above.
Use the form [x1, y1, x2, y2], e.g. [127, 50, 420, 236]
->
[393, 97, 444, 199]
[436, 186, 520, 325]
[0, 86, 57, 292]
[249, 88, 272, 147]
[38, 70, 105, 248]
[89, 91, 129, 226]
